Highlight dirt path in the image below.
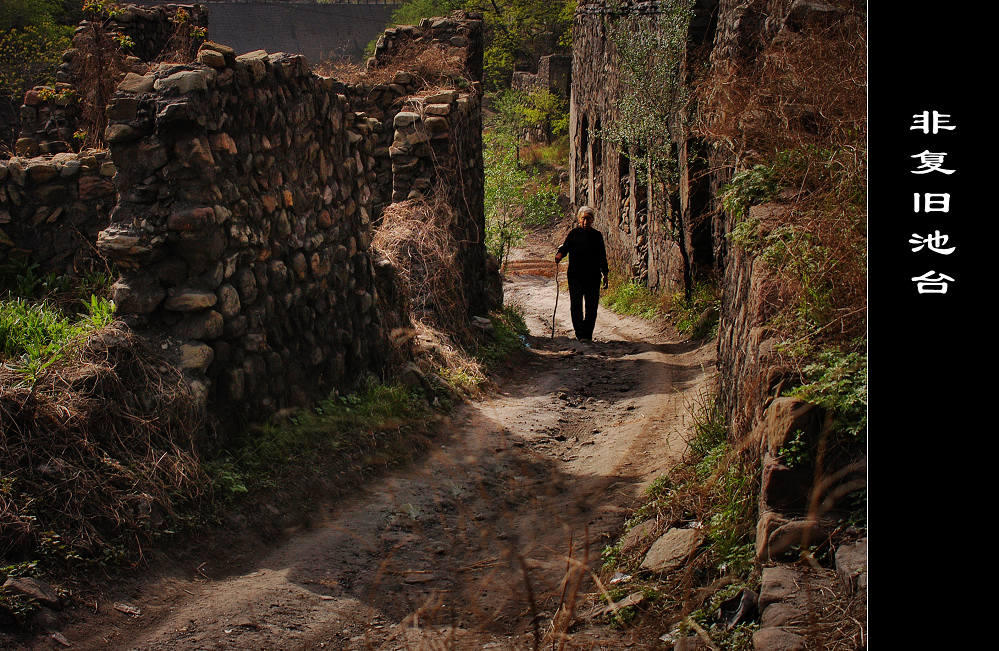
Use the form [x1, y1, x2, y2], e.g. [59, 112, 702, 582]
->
[57, 238, 715, 650]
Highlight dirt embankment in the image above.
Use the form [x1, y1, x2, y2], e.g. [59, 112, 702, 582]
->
[40, 236, 715, 650]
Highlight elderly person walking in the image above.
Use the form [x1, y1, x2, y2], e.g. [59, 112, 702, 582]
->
[554, 206, 609, 342]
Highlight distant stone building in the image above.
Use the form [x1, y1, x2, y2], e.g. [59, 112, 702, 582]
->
[511, 54, 572, 97]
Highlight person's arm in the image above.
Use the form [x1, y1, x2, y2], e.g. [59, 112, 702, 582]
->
[599, 232, 609, 288]
[555, 230, 573, 262]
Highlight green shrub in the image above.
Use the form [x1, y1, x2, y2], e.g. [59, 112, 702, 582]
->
[522, 184, 561, 227]
[601, 276, 663, 320]
[720, 164, 780, 222]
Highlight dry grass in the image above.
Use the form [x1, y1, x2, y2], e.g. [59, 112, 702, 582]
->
[0, 323, 207, 565]
[373, 194, 471, 340]
[316, 39, 468, 90]
[695, 13, 867, 160]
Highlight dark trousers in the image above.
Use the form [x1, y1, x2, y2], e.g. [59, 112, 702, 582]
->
[568, 276, 600, 340]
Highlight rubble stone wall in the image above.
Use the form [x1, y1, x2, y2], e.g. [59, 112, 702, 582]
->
[15, 3, 208, 157]
[0, 151, 116, 275]
[511, 54, 572, 96]
[87, 13, 493, 437]
[95, 43, 410, 431]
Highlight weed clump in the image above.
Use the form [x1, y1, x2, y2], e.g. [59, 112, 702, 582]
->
[600, 273, 720, 339]
[0, 323, 207, 571]
[598, 389, 760, 646]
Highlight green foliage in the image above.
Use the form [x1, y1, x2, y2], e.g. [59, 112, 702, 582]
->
[522, 183, 560, 227]
[720, 164, 780, 223]
[789, 350, 867, 440]
[0, 260, 117, 383]
[468, 0, 575, 89]
[687, 393, 727, 458]
[490, 88, 569, 143]
[601, 276, 663, 320]
[484, 133, 528, 264]
[705, 451, 756, 577]
[0, 295, 115, 383]
[521, 88, 569, 138]
[0, 10, 73, 106]
[601, 274, 719, 338]
[389, 0, 461, 26]
[602, 0, 694, 189]
[669, 282, 720, 339]
[474, 305, 528, 370]
[484, 129, 561, 263]
[385, 0, 575, 88]
[683, 582, 760, 650]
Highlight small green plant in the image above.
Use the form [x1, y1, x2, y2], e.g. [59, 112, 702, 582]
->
[720, 164, 780, 223]
[601, 275, 663, 320]
[669, 282, 720, 338]
[687, 392, 727, 458]
[35, 85, 77, 104]
[682, 582, 760, 650]
[212, 381, 431, 500]
[112, 32, 134, 49]
[0, 293, 113, 383]
[474, 305, 528, 371]
[601, 539, 624, 571]
[790, 350, 867, 438]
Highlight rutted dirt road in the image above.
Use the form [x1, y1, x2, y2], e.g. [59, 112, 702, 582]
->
[57, 239, 715, 650]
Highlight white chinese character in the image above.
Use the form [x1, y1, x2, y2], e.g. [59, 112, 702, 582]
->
[912, 192, 950, 213]
[909, 231, 955, 255]
[910, 110, 956, 134]
[910, 150, 955, 175]
[911, 270, 955, 294]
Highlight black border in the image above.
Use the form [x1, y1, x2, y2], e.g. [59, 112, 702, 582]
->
[872, 2, 981, 642]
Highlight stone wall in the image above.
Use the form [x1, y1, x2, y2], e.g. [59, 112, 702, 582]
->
[88, 13, 494, 436]
[0, 151, 116, 275]
[711, 0, 860, 435]
[15, 3, 208, 157]
[95, 43, 405, 430]
[511, 54, 572, 96]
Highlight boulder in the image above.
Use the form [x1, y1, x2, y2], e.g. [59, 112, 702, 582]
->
[835, 537, 867, 596]
[640, 527, 703, 574]
[2, 577, 60, 608]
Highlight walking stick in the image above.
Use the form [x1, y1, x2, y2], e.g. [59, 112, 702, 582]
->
[551, 260, 559, 338]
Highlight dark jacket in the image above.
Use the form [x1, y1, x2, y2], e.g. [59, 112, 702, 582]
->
[558, 226, 609, 283]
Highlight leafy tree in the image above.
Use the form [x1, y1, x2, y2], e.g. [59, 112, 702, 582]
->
[390, 0, 463, 25]
[465, 0, 575, 88]
[0, 1, 75, 111]
[491, 88, 568, 147]
[602, 0, 696, 298]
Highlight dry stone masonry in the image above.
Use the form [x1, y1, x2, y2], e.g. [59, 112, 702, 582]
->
[0, 151, 116, 275]
[97, 43, 403, 429]
[2, 6, 495, 441]
[16, 3, 208, 157]
[88, 12, 494, 435]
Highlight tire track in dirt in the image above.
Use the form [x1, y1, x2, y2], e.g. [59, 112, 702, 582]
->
[57, 249, 715, 650]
